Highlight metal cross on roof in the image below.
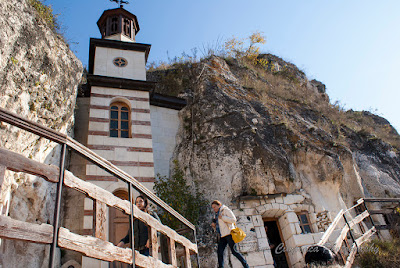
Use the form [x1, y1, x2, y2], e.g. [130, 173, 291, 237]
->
[110, 0, 129, 8]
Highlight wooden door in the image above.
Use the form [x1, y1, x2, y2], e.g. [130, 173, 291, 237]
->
[109, 190, 130, 268]
[264, 219, 290, 268]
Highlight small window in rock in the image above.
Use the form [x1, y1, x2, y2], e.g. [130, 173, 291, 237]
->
[113, 57, 128, 67]
[297, 212, 312, 234]
[110, 102, 130, 138]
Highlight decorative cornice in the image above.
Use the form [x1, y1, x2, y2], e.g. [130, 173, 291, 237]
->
[150, 93, 187, 110]
[87, 74, 156, 92]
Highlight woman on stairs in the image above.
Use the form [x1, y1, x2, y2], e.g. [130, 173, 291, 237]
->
[117, 195, 160, 257]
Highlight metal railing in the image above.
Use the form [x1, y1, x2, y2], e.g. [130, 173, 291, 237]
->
[0, 107, 199, 267]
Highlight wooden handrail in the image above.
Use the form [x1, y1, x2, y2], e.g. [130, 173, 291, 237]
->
[332, 210, 370, 253]
[344, 227, 376, 268]
[317, 199, 378, 268]
[0, 107, 67, 144]
[0, 108, 199, 267]
[0, 107, 195, 231]
[343, 198, 364, 214]
[0, 215, 173, 267]
[317, 209, 343, 246]
[63, 170, 197, 253]
[0, 148, 197, 253]
[364, 198, 400, 202]
[66, 137, 195, 230]
[0, 148, 59, 182]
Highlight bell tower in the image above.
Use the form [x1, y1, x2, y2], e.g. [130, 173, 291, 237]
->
[86, 2, 155, 183]
[66, 2, 186, 267]
[97, 7, 139, 42]
[82, 5, 156, 267]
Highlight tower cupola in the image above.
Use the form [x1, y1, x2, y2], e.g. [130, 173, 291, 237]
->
[97, 7, 139, 42]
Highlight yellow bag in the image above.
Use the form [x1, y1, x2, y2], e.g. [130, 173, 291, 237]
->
[231, 223, 246, 243]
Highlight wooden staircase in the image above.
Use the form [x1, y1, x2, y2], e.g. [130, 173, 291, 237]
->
[316, 199, 377, 268]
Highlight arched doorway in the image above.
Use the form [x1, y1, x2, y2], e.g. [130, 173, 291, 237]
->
[264, 219, 289, 268]
[109, 189, 129, 268]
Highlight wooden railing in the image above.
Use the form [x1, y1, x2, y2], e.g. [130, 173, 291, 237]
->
[364, 198, 400, 233]
[317, 198, 377, 268]
[0, 107, 198, 268]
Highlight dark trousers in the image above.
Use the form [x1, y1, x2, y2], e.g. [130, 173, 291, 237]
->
[217, 235, 249, 268]
[139, 247, 150, 256]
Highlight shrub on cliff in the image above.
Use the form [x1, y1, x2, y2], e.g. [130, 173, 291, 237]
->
[29, 0, 59, 32]
[154, 160, 208, 230]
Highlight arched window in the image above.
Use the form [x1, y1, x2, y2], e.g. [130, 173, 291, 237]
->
[110, 102, 130, 138]
[123, 17, 131, 38]
[110, 16, 119, 35]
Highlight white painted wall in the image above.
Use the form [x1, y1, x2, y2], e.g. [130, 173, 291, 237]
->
[105, 33, 135, 42]
[94, 47, 146, 80]
[150, 105, 180, 178]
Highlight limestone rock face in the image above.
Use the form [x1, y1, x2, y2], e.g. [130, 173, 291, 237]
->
[172, 57, 379, 204]
[0, 0, 82, 267]
[150, 56, 400, 265]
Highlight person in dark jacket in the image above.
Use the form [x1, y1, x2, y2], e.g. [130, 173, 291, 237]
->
[117, 195, 160, 256]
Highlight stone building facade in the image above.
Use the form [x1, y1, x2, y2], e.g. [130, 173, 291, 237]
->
[230, 194, 336, 268]
[63, 6, 185, 268]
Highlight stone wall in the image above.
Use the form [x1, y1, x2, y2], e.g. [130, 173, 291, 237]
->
[231, 195, 346, 268]
[0, 0, 83, 267]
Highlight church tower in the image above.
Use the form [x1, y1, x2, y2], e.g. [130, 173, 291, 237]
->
[82, 5, 155, 267]
[86, 6, 155, 190]
[66, 3, 186, 267]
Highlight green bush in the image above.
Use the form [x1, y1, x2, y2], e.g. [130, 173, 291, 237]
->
[154, 160, 208, 230]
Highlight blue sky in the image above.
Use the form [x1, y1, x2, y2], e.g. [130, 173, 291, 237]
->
[49, 0, 400, 132]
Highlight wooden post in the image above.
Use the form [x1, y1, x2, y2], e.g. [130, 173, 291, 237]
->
[184, 247, 191, 268]
[93, 200, 107, 240]
[0, 165, 5, 187]
[0, 165, 6, 247]
[0, 165, 6, 216]
[150, 226, 158, 259]
[168, 238, 177, 267]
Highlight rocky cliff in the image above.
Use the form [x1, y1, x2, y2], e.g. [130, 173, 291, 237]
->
[148, 55, 400, 265]
[0, 0, 82, 267]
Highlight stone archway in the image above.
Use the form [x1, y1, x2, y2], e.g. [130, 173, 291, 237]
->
[256, 202, 306, 267]
[259, 203, 289, 219]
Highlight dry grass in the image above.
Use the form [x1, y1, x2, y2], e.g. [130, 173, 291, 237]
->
[229, 57, 400, 150]
[354, 238, 400, 268]
[149, 54, 400, 150]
